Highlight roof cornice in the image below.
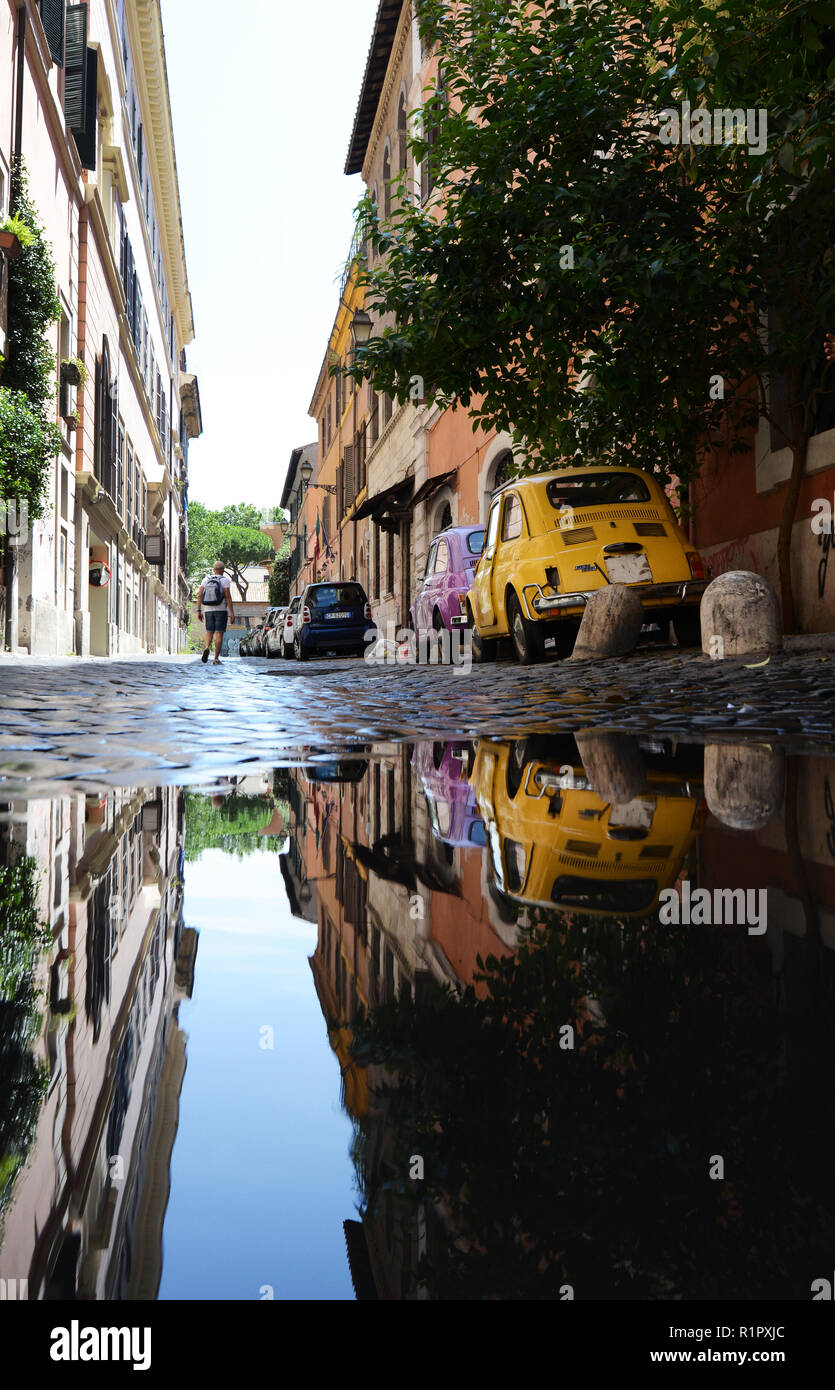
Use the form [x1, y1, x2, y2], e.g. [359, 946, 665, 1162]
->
[130, 0, 194, 348]
[345, 0, 408, 176]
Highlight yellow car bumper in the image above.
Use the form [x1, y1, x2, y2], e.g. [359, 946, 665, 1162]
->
[521, 579, 707, 620]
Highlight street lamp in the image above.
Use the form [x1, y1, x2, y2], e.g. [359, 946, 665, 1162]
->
[350, 309, 374, 349]
[299, 458, 336, 496]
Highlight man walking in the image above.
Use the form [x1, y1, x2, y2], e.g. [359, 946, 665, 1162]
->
[197, 561, 235, 665]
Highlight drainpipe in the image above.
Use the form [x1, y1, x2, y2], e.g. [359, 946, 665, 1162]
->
[4, 6, 27, 652]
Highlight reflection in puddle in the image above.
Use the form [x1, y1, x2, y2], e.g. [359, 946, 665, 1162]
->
[1, 737, 835, 1299]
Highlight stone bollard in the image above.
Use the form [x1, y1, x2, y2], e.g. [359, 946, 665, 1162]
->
[570, 584, 643, 661]
[704, 742, 785, 830]
[575, 731, 646, 804]
[700, 570, 782, 658]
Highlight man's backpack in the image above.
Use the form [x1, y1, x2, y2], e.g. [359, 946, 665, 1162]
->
[203, 575, 224, 606]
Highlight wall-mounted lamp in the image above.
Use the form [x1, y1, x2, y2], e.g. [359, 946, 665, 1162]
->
[350, 309, 374, 350]
[299, 458, 336, 496]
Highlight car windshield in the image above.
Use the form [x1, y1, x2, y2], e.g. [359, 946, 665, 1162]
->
[546, 473, 651, 508]
[308, 585, 365, 610]
[466, 529, 486, 556]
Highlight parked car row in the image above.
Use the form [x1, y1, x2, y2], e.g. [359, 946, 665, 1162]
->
[241, 466, 706, 667]
[239, 584, 376, 661]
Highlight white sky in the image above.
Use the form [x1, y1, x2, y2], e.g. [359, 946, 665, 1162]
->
[161, 0, 381, 512]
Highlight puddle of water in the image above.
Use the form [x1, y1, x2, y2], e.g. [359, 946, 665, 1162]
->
[1, 735, 835, 1304]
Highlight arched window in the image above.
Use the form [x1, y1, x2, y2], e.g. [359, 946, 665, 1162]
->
[397, 91, 408, 173]
[421, 68, 445, 202]
[482, 446, 516, 523]
[367, 186, 378, 263]
[492, 450, 513, 492]
[383, 146, 392, 220]
[433, 500, 452, 535]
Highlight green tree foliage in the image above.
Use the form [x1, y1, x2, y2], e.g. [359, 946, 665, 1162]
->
[0, 160, 63, 520]
[352, 0, 835, 629]
[187, 500, 276, 601]
[184, 791, 289, 862]
[0, 852, 50, 1215]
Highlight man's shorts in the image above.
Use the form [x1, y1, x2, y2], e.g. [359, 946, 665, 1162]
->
[204, 609, 229, 633]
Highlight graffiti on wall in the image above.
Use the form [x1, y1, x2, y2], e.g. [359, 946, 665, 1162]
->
[705, 535, 757, 578]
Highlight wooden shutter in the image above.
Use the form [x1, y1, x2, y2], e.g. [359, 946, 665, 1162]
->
[93, 355, 102, 480]
[109, 374, 119, 490]
[344, 445, 355, 506]
[64, 5, 88, 130]
[74, 46, 98, 169]
[125, 241, 135, 333]
[40, 0, 66, 67]
[118, 204, 126, 286]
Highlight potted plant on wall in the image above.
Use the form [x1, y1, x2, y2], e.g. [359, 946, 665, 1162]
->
[0, 213, 35, 260]
[59, 355, 86, 421]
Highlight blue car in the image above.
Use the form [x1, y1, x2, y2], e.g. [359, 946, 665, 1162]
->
[293, 582, 376, 661]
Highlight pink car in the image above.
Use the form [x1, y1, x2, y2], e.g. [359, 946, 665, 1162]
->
[411, 525, 485, 635]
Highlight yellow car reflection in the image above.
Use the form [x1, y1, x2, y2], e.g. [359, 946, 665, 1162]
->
[471, 740, 705, 918]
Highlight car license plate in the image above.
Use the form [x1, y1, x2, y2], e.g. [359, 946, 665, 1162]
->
[605, 554, 652, 584]
[325, 611, 352, 620]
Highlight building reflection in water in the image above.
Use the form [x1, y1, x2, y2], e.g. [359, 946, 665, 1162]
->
[283, 736, 835, 1301]
[0, 786, 197, 1300]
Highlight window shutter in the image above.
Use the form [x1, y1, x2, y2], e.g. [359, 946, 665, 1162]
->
[74, 46, 98, 170]
[344, 445, 355, 505]
[399, 128, 408, 171]
[93, 355, 102, 479]
[64, 5, 88, 130]
[125, 240, 134, 332]
[108, 373, 118, 487]
[118, 204, 126, 286]
[40, 0, 66, 67]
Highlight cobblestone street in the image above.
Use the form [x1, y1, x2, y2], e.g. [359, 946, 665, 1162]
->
[0, 637, 833, 793]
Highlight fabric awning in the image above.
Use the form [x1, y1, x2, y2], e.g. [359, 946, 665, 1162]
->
[352, 476, 414, 522]
[409, 470, 458, 510]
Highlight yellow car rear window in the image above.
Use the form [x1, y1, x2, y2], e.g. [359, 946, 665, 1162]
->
[546, 473, 651, 508]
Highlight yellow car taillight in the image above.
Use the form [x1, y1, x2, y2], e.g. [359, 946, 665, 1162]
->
[687, 552, 706, 580]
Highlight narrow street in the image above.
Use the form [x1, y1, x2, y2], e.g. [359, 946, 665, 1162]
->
[0, 641, 833, 795]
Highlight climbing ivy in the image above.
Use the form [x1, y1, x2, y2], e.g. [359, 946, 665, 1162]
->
[0, 159, 63, 521]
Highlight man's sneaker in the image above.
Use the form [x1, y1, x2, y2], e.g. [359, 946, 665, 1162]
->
[201, 648, 210, 663]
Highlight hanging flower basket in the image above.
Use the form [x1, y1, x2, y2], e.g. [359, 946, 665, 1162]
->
[0, 230, 22, 260]
[60, 359, 83, 388]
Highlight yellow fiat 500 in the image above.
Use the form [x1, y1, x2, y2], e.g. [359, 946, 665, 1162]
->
[466, 466, 706, 663]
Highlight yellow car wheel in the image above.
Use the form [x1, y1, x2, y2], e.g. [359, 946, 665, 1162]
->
[468, 604, 497, 663]
[507, 591, 542, 665]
